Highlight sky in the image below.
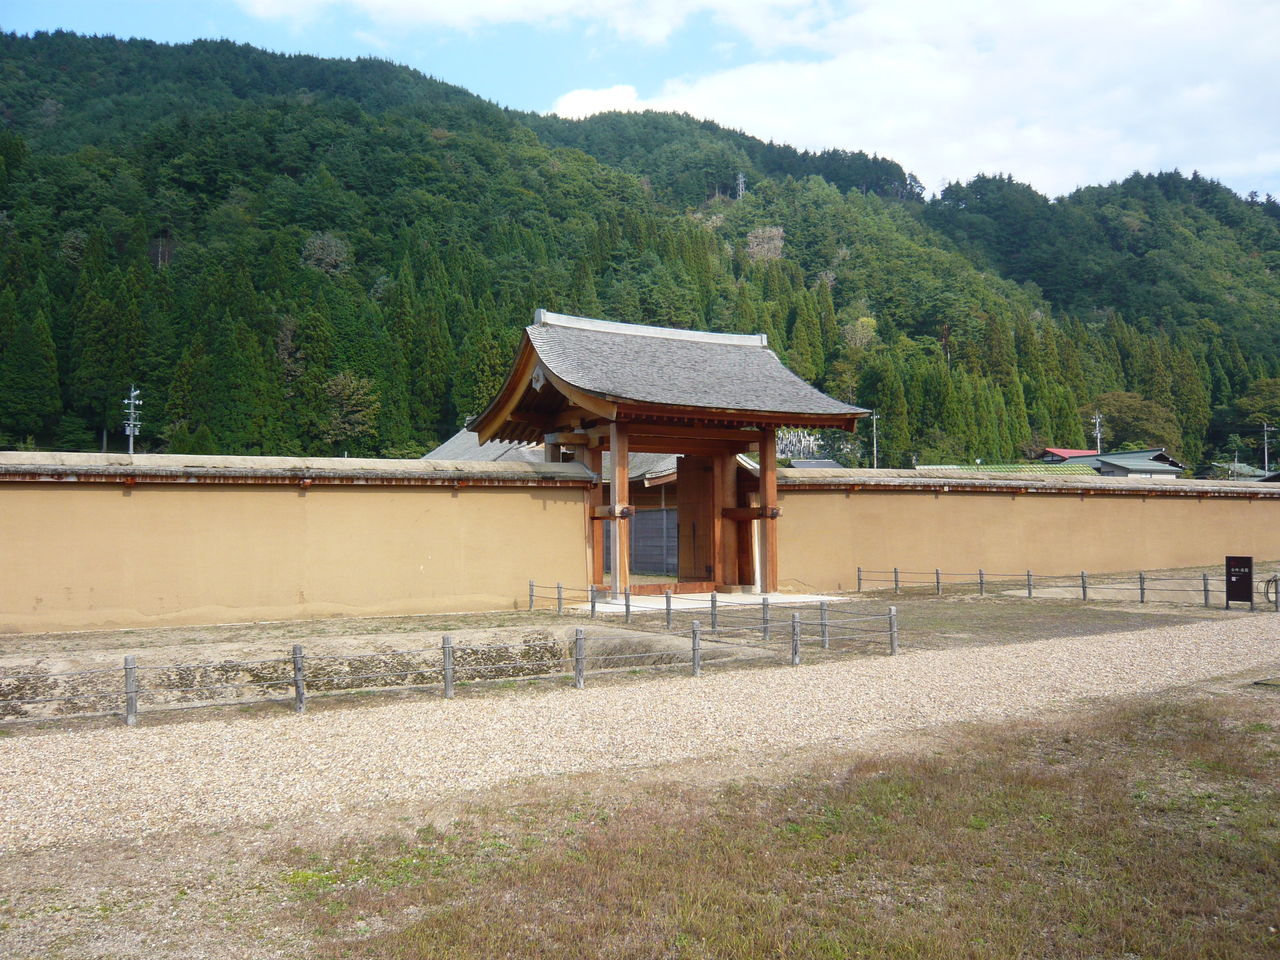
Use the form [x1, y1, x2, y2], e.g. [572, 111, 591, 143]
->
[3, 0, 1278, 200]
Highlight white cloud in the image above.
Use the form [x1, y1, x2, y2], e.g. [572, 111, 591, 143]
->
[236, 0, 818, 46]
[546, 0, 1280, 197]
[352, 28, 392, 50]
[553, 83, 643, 118]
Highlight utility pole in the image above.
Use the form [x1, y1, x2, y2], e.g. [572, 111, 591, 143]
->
[869, 410, 881, 469]
[1091, 411, 1103, 453]
[123, 385, 142, 455]
[1264, 421, 1273, 473]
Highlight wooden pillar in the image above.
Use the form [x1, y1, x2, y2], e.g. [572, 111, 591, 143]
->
[759, 425, 778, 593]
[610, 421, 630, 596]
[585, 445, 604, 587]
[715, 451, 739, 587]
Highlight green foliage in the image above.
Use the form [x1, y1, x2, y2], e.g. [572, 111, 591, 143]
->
[1090, 392, 1184, 455]
[0, 31, 1273, 469]
[0, 307, 60, 436]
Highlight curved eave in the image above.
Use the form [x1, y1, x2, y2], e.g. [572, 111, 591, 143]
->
[612, 400, 865, 431]
[471, 329, 867, 444]
[470, 335, 540, 445]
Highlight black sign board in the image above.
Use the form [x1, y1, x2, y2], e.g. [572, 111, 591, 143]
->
[1226, 556, 1253, 605]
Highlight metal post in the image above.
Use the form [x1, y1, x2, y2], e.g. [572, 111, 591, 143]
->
[762, 596, 770, 642]
[556, 582, 564, 616]
[291, 644, 306, 714]
[934, 568, 941, 596]
[691, 621, 702, 677]
[624, 588, 631, 623]
[573, 628, 585, 689]
[1026, 571, 1033, 599]
[790, 612, 801, 666]
[123, 655, 138, 727]
[710, 592, 718, 630]
[665, 590, 672, 631]
[888, 606, 898, 656]
[442, 634, 454, 700]
[1203, 572, 1211, 608]
[856, 566, 862, 592]
[528, 580, 535, 612]
[978, 569, 985, 597]
[1139, 571, 1146, 604]
[590, 584, 597, 619]
[1080, 571, 1088, 602]
[893, 567, 900, 593]
[820, 600, 829, 650]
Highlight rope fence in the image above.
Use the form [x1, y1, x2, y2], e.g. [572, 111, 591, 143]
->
[3, 599, 900, 727]
[853, 566, 1280, 611]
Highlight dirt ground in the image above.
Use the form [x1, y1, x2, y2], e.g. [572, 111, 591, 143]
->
[3, 672, 1276, 959]
[1, 590, 1278, 959]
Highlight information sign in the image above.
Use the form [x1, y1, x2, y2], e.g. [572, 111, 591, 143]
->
[1226, 556, 1253, 606]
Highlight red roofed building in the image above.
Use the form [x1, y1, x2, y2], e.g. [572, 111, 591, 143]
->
[1040, 447, 1099, 463]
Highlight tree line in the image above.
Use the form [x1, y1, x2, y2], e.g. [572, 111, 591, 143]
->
[1, 32, 1279, 470]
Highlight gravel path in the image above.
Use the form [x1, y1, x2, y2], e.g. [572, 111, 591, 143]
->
[3, 616, 1278, 855]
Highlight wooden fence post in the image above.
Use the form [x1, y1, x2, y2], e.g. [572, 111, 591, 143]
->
[124, 655, 138, 727]
[888, 607, 899, 656]
[1139, 572, 1146, 604]
[624, 588, 631, 623]
[820, 600, 829, 650]
[762, 596, 770, 642]
[1026, 571, 1034, 599]
[691, 621, 702, 677]
[574, 628, 585, 689]
[442, 634, 454, 700]
[790, 612, 801, 666]
[856, 566, 862, 592]
[935, 568, 942, 596]
[1203, 572, 1211, 608]
[589, 584, 597, 619]
[978, 569, 985, 596]
[292, 644, 306, 714]
[556, 582, 564, 615]
[528, 580, 535, 611]
[710, 592, 718, 630]
[665, 590, 673, 631]
[893, 567, 900, 593]
[1080, 571, 1089, 602]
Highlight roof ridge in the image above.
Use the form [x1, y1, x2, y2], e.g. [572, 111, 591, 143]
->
[534, 309, 768, 348]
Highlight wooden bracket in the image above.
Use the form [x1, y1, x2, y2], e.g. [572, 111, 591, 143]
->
[721, 506, 782, 520]
[593, 505, 634, 518]
[544, 431, 588, 446]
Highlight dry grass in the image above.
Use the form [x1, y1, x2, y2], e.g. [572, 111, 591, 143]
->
[290, 692, 1280, 960]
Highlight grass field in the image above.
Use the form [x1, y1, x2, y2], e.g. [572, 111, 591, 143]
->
[278, 689, 1280, 960]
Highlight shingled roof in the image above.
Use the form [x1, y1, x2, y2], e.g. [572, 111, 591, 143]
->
[471, 311, 866, 444]
[527, 312, 861, 415]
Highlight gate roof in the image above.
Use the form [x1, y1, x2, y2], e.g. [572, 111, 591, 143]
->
[471, 310, 866, 444]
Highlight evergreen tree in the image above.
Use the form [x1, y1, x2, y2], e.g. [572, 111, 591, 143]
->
[452, 306, 511, 425]
[0, 308, 61, 437]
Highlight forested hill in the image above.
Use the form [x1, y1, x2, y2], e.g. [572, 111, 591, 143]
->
[1, 31, 1278, 471]
[526, 111, 923, 206]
